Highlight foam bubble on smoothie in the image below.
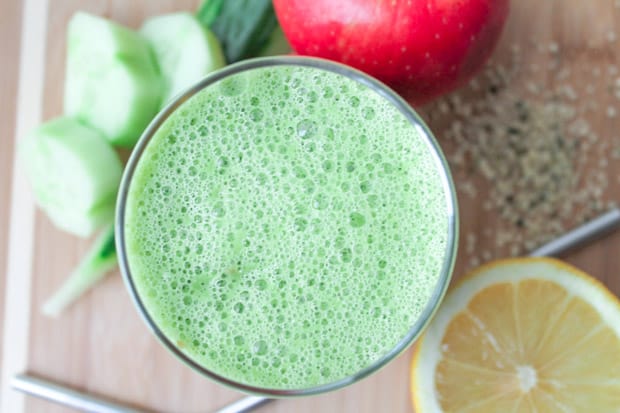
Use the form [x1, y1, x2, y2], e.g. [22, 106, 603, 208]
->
[125, 65, 450, 389]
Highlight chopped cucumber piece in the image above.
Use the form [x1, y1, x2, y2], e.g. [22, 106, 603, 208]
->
[141, 12, 226, 107]
[196, 0, 224, 27]
[20, 117, 122, 237]
[43, 224, 117, 317]
[257, 25, 291, 57]
[196, 0, 280, 63]
[64, 12, 163, 147]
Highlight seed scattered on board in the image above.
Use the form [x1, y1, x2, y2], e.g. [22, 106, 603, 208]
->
[420, 32, 618, 269]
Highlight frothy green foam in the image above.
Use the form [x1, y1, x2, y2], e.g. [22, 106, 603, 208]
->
[125, 63, 450, 389]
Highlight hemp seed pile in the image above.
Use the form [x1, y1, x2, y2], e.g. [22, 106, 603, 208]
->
[419, 37, 618, 269]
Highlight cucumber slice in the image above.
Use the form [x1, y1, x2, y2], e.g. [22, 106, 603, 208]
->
[43, 224, 117, 317]
[257, 25, 291, 57]
[20, 117, 123, 237]
[141, 12, 226, 106]
[196, 0, 280, 63]
[64, 12, 162, 147]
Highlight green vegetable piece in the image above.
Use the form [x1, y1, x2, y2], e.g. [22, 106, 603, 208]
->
[257, 25, 291, 57]
[196, 0, 224, 27]
[196, 0, 280, 63]
[42, 224, 117, 317]
[64, 12, 163, 147]
[141, 12, 226, 107]
[20, 117, 123, 238]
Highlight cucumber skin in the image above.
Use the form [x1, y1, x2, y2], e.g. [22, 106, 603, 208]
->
[196, 0, 224, 27]
[20, 117, 123, 237]
[64, 12, 163, 148]
[141, 12, 226, 107]
[197, 0, 280, 63]
[257, 25, 291, 57]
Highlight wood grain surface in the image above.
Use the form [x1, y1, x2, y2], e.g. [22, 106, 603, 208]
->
[1, 1, 619, 412]
[0, 0, 22, 394]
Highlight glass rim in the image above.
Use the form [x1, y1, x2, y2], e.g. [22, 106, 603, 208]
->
[116, 55, 459, 397]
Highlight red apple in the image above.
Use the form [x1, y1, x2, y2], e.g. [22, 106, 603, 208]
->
[273, 0, 510, 106]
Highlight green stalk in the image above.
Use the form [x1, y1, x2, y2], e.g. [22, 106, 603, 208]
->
[43, 224, 117, 317]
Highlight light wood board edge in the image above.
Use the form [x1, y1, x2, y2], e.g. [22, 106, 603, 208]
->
[1, 0, 50, 412]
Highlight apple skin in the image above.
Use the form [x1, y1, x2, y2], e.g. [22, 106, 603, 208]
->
[273, 0, 510, 106]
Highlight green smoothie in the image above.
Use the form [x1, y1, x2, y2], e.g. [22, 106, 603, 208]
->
[123, 60, 452, 390]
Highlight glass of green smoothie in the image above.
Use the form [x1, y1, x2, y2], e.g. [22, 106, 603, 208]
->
[116, 56, 458, 397]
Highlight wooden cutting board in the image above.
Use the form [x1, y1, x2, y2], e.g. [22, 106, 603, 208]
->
[1, 1, 619, 412]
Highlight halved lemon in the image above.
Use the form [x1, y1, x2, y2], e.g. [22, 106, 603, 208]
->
[411, 257, 620, 412]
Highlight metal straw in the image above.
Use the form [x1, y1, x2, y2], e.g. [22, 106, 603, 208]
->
[13, 208, 620, 413]
[212, 396, 270, 413]
[12, 374, 145, 413]
[528, 208, 620, 256]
